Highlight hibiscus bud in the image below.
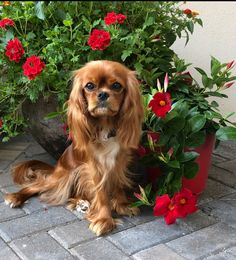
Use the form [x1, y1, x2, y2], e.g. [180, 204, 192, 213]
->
[226, 60, 235, 70]
[157, 78, 162, 92]
[0, 119, 3, 128]
[167, 147, 174, 158]
[134, 192, 143, 201]
[225, 82, 234, 89]
[164, 73, 169, 92]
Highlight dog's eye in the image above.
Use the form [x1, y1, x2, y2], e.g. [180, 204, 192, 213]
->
[85, 82, 96, 91]
[111, 82, 122, 91]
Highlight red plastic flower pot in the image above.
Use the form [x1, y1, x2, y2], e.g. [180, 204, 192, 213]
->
[182, 134, 216, 195]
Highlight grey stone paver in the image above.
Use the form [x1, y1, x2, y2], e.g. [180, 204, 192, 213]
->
[0, 207, 77, 242]
[70, 237, 131, 260]
[209, 165, 236, 188]
[107, 219, 189, 255]
[49, 220, 96, 249]
[0, 135, 236, 259]
[0, 160, 11, 171]
[198, 178, 235, 205]
[132, 244, 185, 260]
[213, 140, 236, 160]
[0, 150, 22, 161]
[0, 238, 20, 260]
[0, 191, 3, 202]
[200, 200, 236, 229]
[10, 232, 74, 260]
[176, 210, 218, 232]
[166, 223, 236, 259]
[0, 202, 26, 222]
[216, 159, 236, 174]
[220, 192, 236, 207]
[0, 172, 14, 188]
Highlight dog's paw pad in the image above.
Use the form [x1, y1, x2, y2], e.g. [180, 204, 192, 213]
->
[76, 200, 90, 213]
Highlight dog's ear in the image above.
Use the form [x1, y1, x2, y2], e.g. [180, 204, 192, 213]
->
[117, 71, 144, 149]
[67, 70, 92, 151]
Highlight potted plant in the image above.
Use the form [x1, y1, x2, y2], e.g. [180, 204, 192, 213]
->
[1, 1, 236, 224]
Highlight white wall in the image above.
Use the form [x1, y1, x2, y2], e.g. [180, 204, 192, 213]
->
[172, 1, 236, 121]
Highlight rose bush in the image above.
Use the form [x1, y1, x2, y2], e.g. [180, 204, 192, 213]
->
[1, 1, 236, 223]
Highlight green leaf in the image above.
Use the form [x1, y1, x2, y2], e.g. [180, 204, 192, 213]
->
[121, 50, 132, 61]
[188, 114, 206, 133]
[166, 117, 186, 134]
[129, 201, 145, 208]
[183, 161, 199, 179]
[211, 101, 219, 108]
[179, 151, 199, 162]
[195, 67, 207, 76]
[204, 92, 228, 98]
[167, 160, 180, 169]
[144, 183, 152, 197]
[44, 112, 60, 120]
[35, 1, 45, 20]
[216, 126, 236, 141]
[63, 19, 73, 27]
[5, 30, 14, 42]
[187, 21, 194, 34]
[143, 16, 155, 29]
[186, 131, 206, 147]
[202, 75, 213, 89]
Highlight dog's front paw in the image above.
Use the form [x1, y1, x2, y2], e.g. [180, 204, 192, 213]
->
[4, 193, 24, 208]
[67, 198, 90, 213]
[89, 217, 119, 236]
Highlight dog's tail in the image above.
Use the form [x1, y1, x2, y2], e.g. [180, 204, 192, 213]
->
[11, 160, 54, 185]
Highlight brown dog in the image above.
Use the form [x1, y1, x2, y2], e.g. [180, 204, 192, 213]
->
[4, 60, 144, 236]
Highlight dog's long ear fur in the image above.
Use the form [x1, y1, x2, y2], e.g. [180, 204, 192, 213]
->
[117, 71, 144, 149]
[67, 70, 92, 151]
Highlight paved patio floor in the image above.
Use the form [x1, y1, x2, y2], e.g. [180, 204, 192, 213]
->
[0, 134, 236, 260]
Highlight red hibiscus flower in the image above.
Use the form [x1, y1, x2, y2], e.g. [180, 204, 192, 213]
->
[154, 194, 178, 225]
[22, 55, 45, 80]
[173, 188, 198, 218]
[148, 92, 171, 118]
[88, 29, 111, 50]
[104, 12, 117, 25]
[104, 12, 127, 25]
[0, 119, 3, 129]
[5, 38, 24, 63]
[137, 146, 147, 157]
[0, 18, 14, 29]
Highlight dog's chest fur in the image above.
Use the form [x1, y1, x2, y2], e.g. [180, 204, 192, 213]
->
[94, 129, 120, 171]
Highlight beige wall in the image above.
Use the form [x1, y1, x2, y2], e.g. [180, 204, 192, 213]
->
[172, 1, 236, 121]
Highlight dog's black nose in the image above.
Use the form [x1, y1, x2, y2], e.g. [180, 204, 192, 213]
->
[97, 91, 109, 101]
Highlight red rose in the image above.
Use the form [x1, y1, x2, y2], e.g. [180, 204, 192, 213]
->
[88, 29, 111, 50]
[0, 119, 3, 129]
[0, 18, 14, 29]
[104, 12, 127, 25]
[173, 188, 198, 218]
[116, 14, 127, 24]
[148, 92, 171, 118]
[5, 38, 24, 63]
[183, 9, 192, 15]
[104, 12, 117, 25]
[22, 55, 45, 80]
[154, 194, 179, 225]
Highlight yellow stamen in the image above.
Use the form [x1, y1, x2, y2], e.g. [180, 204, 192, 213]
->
[180, 198, 187, 205]
[159, 100, 166, 106]
[168, 203, 175, 210]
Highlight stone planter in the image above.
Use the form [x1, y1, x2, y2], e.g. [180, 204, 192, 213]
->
[22, 95, 70, 160]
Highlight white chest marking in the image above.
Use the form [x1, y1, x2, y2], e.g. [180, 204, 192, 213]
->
[95, 136, 120, 171]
